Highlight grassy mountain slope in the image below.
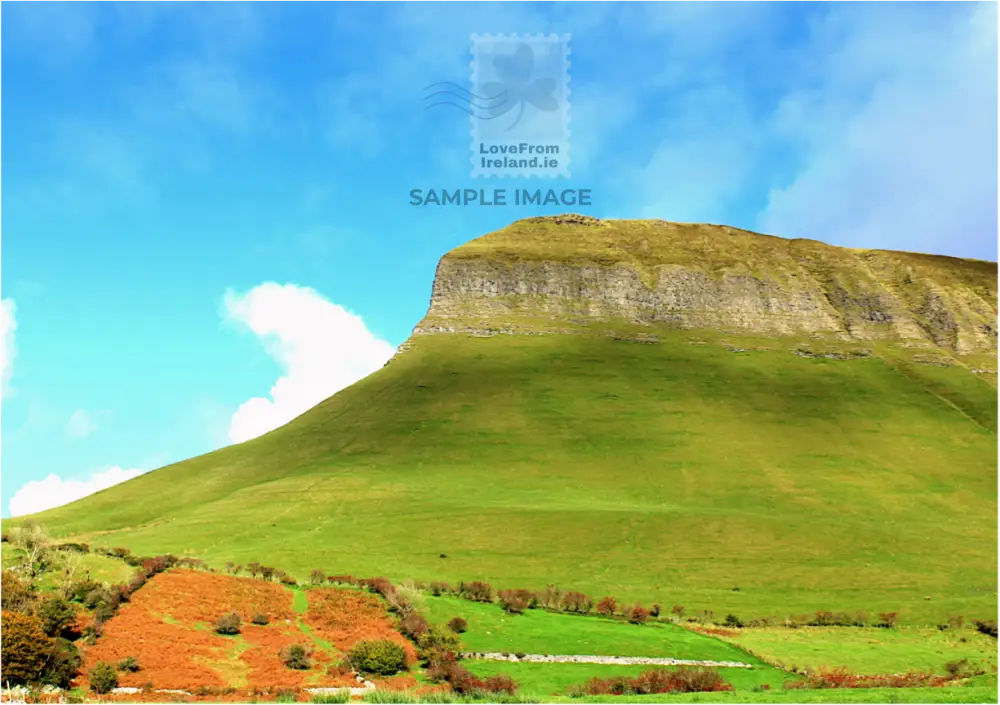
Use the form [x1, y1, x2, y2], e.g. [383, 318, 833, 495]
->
[9, 218, 997, 626]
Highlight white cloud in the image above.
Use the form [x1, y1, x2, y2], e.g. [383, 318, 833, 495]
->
[223, 283, 396, 444]
[8, 466, 147, 517]
[1, 298, 17, 398]
[66, 409, 99, 439]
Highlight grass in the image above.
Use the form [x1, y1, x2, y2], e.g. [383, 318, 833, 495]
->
[554, 684, 998, 703]
[415, 593, 765, 663]
[7, 327, 995, 627]
[724, 626, 999, 676]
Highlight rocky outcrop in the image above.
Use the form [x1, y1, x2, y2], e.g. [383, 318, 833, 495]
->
[411, 216, 998, 353]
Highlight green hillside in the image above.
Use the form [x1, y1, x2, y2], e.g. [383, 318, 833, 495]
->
[7, 219, 997, 626]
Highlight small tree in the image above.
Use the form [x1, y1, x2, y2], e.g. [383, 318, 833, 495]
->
[1, 570, 34, 613]
[89, 661, 118, 694]
[447, 617, 467, 634]
[310, 569, 326, 586]
[596, 596, 618, 616]
[215, 612, 241, 635]
[1, 612, 53, 685]
[281, 644, 311, 670]
[41, 638, 81, 689]
[347, 639, 408, 676]
[629, 604, 650, 625]
[671, 604, 685, 619]
[37, 597, 78, 637]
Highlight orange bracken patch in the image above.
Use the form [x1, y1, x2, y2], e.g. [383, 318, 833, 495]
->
[303, 588, 418, 663]
[81, 570, 301, 690]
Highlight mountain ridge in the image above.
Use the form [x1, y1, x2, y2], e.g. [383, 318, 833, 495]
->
[410, 215, 998, 357]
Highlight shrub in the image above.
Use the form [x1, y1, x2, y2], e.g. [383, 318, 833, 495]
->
[650, 604, 661, 618]
[484, 674, 518, 695]
[571, 668, 732, 695]
[1, 611, 54, 685]
[596, 596, 617, 616]
[944, 659, 970, 677]
[416, 625, 461, 661]
[540, 584, 562, 610]
[310, 569, 326, 585]
[1, 570, 33, 613]
[876, 612, 899, 628]
[560, 591, 593, 614]
[118, 656, 140, 672]
[723, 614, 743, 629]
[89, 661, 119, 694]
[41, 638, 81, 689]
[37, 597, 78, 637]
[215, 612, 241, 635]
[280, 574, 298, 586]
[447, 617, 467, 634]
[260, 566, 276, 581]
[629, 604, 650, 624]
[671, 604, 685, 618]
[281, 644, 312, 670]
[461, 581, 493, 603]
[498, 589, 534, 615]
[948, 614, 965, 629]
[348, 639, 408, 676]
[252, 613, 270, 626]
[786, 667, 949, 689]
[399, 612, 430, 641]
[974, 619, 998, 638]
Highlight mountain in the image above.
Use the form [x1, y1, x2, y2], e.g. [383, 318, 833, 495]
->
[11, 216, 998, 625]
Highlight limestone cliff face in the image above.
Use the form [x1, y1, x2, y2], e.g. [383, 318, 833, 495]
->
[411, 215, 998, 354]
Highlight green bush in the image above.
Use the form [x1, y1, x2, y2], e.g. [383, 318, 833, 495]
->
[281, 644, 311, 670]
[348, 639, 408, 676]
[215, 612, 241, 635]
[38, 597, 78, 637]
[118, 656, 140, 672]
[89, 661, 119, 694]
[42, 638, 82, 689]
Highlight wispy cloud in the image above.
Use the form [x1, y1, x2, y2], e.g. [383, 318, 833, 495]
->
[66, 409, 100, 440]
[1, 299, 18, 399]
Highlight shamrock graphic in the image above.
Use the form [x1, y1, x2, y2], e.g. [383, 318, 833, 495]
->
[480, 43, 559, 130]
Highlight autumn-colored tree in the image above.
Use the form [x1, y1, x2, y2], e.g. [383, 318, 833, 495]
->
[561, 591, 593, 614]
[596, 596, 618, 616]
[1, 611, 54, 685]
[1, 570, 33, 613]
[629, 604, 650, 624]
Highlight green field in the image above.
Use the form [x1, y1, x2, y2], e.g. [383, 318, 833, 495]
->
[724, 626, 998, 676]
[415, 592, 764, 663]
[6, 326, 996, 626]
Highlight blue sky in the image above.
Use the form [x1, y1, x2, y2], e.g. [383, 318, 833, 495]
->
[2, 2, 997, 517]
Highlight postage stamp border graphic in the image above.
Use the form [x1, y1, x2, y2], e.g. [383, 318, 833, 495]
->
[470, 33, 571, 179]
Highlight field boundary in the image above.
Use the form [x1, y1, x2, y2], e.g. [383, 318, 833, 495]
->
[464, 652, 754, 668]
